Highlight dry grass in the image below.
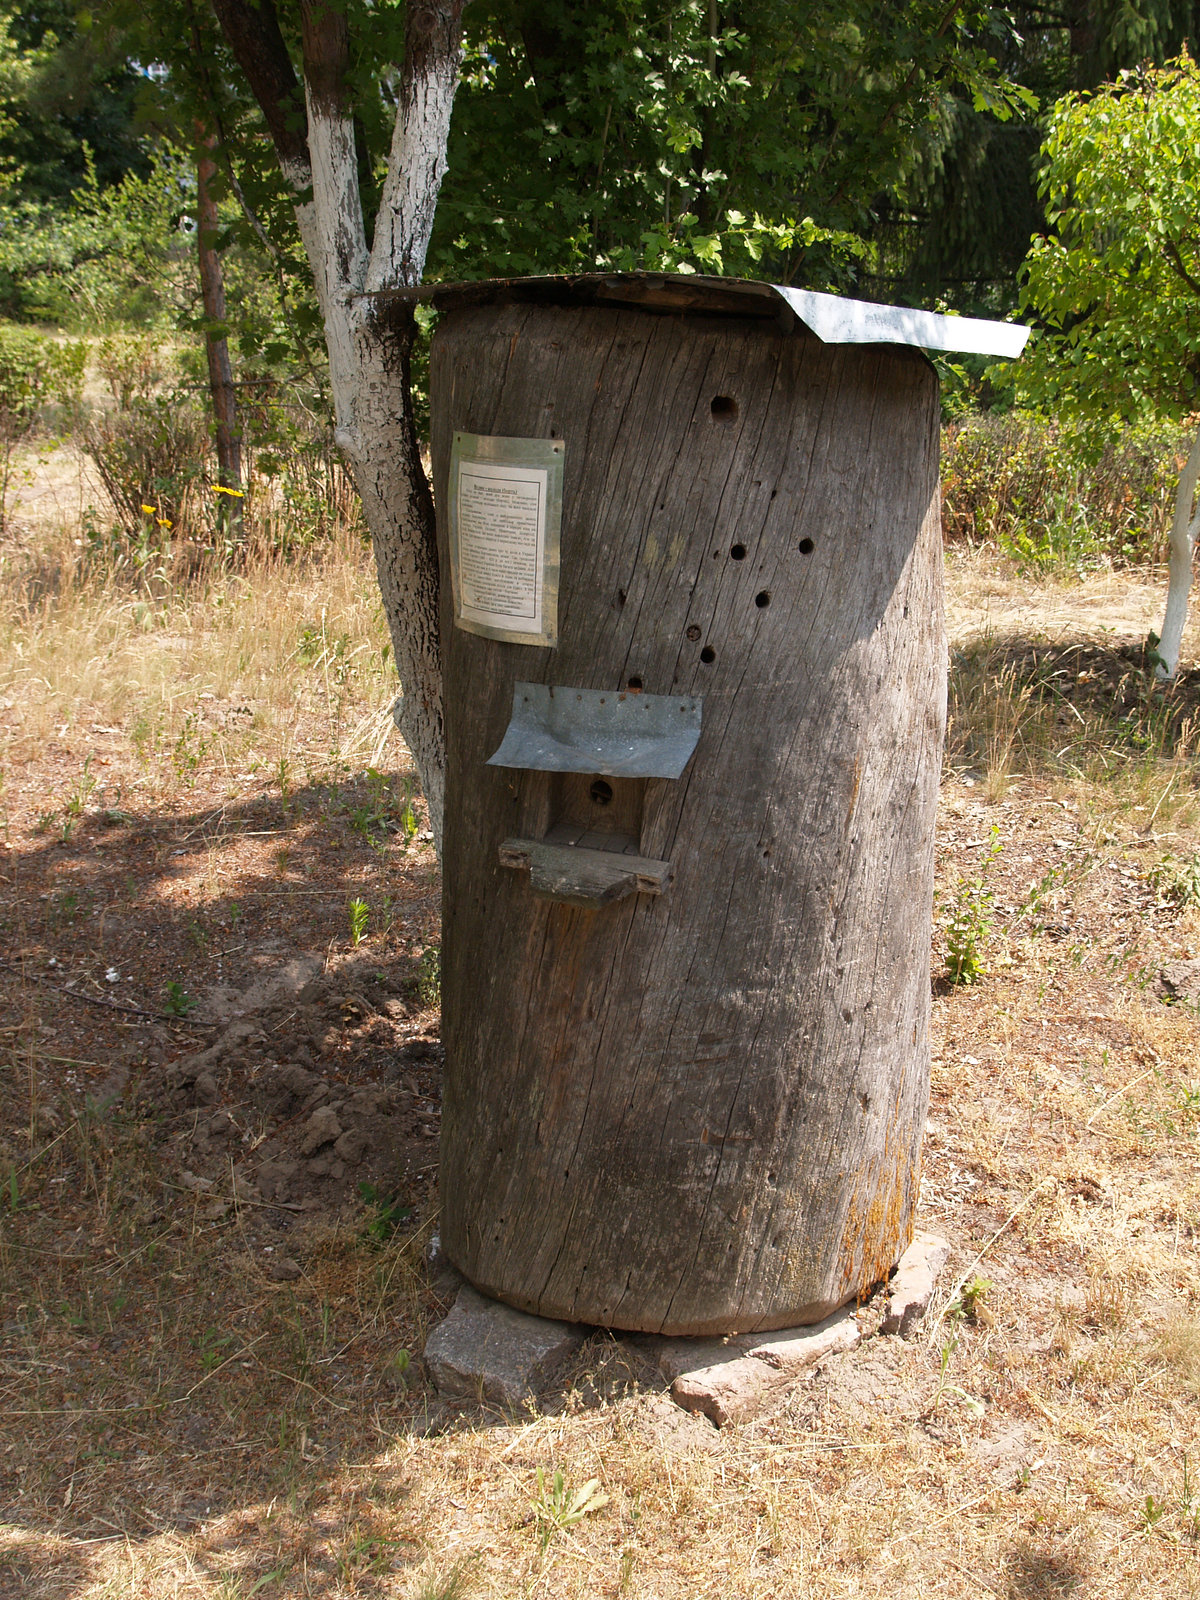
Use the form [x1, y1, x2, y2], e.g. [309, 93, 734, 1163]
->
[0, 452, 396, 795]
[2, 492, 1200, 1598]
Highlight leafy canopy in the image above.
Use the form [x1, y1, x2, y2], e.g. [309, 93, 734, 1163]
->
[430, 0, 1035, 286]
[1018, 50, 1200, 428]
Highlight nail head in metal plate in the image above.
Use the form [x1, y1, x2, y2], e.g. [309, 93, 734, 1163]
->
[486, 683, 703, 778]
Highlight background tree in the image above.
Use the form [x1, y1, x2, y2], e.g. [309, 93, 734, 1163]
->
[1017, 50, 1200, 676]
[431, 1, 1035, 289]
[890, 2, 1200, 307]
[0, 0, 147, 202]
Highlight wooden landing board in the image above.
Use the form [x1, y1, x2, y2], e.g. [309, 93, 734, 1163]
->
[498, 836, 673, 907]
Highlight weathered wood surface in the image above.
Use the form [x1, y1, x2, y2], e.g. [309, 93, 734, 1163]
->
[498, 836, 673, 906]
[433, 304, 945, 1335]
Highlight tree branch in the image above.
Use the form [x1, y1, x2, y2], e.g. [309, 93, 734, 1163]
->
[365, 1, 469, 292]
[1164, 237, 1200, 299]
[208, 0, 310, 186]
[301, 0, 368, 305]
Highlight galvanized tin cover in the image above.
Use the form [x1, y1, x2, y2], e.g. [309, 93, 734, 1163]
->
[487, 683, 703, 778]
[372, 272, 1028, 359]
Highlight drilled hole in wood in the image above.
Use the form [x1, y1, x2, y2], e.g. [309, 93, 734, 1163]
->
[710, 395, 737, 420]
[590, 779, 614, 806]
[730, 543, 746, 560]
[700, 646, 716, 664]
[686, 624, 701, 641]
[626, 676, 643, 692]
[798, 537, 815, 554]
[755, 591, 770, 608]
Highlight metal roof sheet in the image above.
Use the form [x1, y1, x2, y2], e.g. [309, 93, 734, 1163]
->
[372, 273, 1028, 359]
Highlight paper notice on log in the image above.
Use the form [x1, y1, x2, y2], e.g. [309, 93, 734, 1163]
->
[449, 433, 563, 645]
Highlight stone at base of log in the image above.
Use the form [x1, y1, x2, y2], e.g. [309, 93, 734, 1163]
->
[880, 1231, 951, 1336]
[640, 1309, 862, 1427]
[423, 1285, 586, 1408]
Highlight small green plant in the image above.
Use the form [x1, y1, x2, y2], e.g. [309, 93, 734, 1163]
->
[337, 1528, 400, 1581]
[531, 1467, 609, 1552]
[346, 768, 415, 849]
[926, 1332, 986, 1418]
[417, 944, 441, 1008]
[397, 777, 420, 845]
[348, 897, 370, 945]
[357, 1182, 412, 1244]
[49, 888, 80, 926]
[946, 1272, 994, 1323]
[215, 1567, 289, 1600]
[1014, 856, 1082, 935]
[1148, 852, 1200, 909]
[1140, 1492, 1168, 1532]
[172, 714, 208, 786]
[1179, 1455, 1200, 1541]
[163, 980, 197, 1017]
[389, 1347, 412, 1392]
[944, 827, 1003, 985]
[347, 804, 383, 843]
[410, 1559, 476, 1600]
[60, 757, 97, 840]
[194, 1326, 234, 1372]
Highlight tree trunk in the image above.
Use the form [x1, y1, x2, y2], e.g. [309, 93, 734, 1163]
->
[209, 0, 466, 841]
[1155, 426, 1200, 680]
[347, 302, 445, 845]
[196, 132, 242, 517]
[434, 302, 945, 1335]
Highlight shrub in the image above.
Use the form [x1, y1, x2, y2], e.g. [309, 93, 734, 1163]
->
[0, 326, 86, 424]
[0, 324, 87, 535]
[84, 395, 209, 540]
[941, 412, 1188, 571]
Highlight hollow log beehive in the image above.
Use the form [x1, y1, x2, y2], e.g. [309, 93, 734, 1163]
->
[427, 278, 946, 1336]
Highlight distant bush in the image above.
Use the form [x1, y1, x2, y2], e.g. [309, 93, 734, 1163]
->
[0, 325, 86, 427]
[0, 324, 87, 535]
[84, 395, 209, 541]
[941, 413, 1188, 571]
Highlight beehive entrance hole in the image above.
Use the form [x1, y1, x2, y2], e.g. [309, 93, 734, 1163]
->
[540, 771, 646, 854]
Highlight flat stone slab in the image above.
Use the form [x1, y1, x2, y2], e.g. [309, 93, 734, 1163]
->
[880, 1230, 951, 1337]
[423, 1285, 587, 1408]
[642, 1308, 862, 1427]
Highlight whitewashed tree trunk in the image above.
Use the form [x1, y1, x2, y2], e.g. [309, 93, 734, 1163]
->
[1156, 427, 1200, 680]
[210, 0, 465, 849]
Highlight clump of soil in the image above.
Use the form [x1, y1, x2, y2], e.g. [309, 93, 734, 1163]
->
[154, 956, 445, 1233]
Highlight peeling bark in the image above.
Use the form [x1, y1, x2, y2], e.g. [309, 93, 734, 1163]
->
[1156, 427, 1200, 680]
[209, 0, 467, 845]
[366, 3, 467, 291]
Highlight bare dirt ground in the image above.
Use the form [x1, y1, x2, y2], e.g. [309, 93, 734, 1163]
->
[2, 484, 1200, 1597]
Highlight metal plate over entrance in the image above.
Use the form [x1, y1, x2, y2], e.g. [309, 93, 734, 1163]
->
[486, 683, 702, 778]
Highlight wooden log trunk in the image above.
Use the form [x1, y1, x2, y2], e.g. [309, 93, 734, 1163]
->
[432, 302, 945, 1336]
